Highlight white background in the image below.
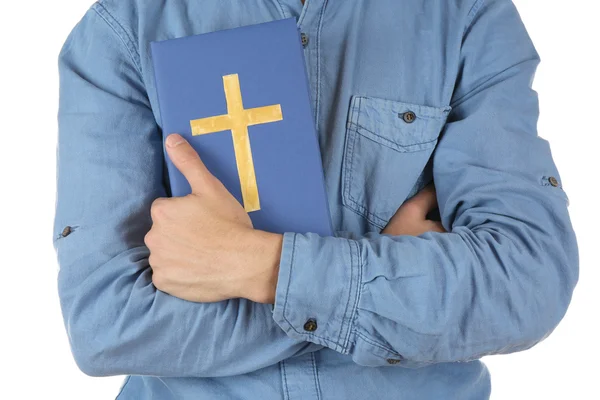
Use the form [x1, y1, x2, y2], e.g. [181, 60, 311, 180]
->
[1, 1, 598, 399]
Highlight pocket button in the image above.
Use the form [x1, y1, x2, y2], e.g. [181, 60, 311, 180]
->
[401, 111, 417, 123]
[303, 318, 318, 332]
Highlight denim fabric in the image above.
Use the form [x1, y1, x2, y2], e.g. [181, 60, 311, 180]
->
[53, 1, 578, 399]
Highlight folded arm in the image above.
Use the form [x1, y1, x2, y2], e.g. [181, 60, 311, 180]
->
[53, 7, 322, 378]
[271, 0, 579, 368]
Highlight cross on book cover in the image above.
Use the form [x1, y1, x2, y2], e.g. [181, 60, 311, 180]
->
[150, 18, 333, 236]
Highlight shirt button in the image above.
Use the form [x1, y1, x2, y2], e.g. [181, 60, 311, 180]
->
[61, 226, 72, 237]
[303, 318, 318, 332]
[386, 358, 401, 365]
[548, 176, 559, 187]
[402, 111, 417, 123]
[301, 32, 309, 48]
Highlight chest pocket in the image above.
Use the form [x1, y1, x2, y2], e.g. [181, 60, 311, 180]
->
[341, 96, 451, 229]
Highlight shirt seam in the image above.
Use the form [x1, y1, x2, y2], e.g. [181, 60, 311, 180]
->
[280, 360, 291, 400]
[297, 0, 311, 26]
[92, 2, 143, 76]
[341, 239, 362, 350]
[273, 0, 288, 18]
[310, 352, 323, 400]
[314, 0, 329, 132]
[354, 331, 402, 357]
[449, 56, 539, 109]
[335, 238, 355, 348]
[463, 0, 485, 39]
[349, 122, 440, 149]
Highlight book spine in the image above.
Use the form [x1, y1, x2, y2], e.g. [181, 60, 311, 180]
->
[149, 41, 174, 198]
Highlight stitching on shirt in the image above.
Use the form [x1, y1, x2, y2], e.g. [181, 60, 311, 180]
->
[281, 233, 297, 335]
[273, 0, 288, 18]
[345, 97, 362, 216]
[450, 56, 539, 109]
[92, 2, 143, 76]
[310, 353, 323, 400]
[342, 240, 363, 350]
[335, 238, 355, 349]
[342, 101, 385, 229]
[355, 328, 439, 365]
[341, 100, 355, 212]
[353, 96, 451, 120]
[297, 0, 310, 26]
[314, 0, 329, 132]
[348, 121, 440, 150]
[344, 103, 357, 209]
[354, 331, 401, 357]
[463, 0, 485, 39]
[280, 361, 291, 400]
[344, 143, 388, 228]
[347, 198, 387, 229]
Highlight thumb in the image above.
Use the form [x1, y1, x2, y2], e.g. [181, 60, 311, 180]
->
[165, 133, 211, 193]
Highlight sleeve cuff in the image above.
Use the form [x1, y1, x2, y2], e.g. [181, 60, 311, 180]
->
[271, 231, 362, 354]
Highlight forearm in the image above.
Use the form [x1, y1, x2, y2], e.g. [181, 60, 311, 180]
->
[274, 200, 576, 368]
[55, 234, 321, 377]
[272, 0, 578, 368]
[54, 6, 322, 378]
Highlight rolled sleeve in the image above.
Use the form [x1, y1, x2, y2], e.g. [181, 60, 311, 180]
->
[272, 232, 361, 354]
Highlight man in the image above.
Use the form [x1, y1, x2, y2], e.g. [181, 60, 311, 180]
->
[53, 0, 578, 399]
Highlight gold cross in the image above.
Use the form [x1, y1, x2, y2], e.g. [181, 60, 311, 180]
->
[190, 74, 283, 212]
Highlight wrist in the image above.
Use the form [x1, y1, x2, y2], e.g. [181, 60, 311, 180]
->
[238, 229, 283, 304]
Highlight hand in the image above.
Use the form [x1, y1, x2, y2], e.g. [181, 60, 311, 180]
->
[145, 133, 283, 304]
[382, 183, 447, 236]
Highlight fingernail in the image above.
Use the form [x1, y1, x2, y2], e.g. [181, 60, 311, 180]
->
[166, 134, 185, 148]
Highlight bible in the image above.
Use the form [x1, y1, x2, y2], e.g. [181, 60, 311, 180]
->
[151, 18, 332, 236]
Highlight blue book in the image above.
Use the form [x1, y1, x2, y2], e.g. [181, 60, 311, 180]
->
[150, 18, 333, 236]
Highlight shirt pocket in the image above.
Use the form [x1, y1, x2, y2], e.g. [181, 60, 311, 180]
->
[341, 96, 451, 229]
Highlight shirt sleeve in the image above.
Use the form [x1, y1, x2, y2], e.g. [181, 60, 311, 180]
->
[53, 6, 322, 378]
[271, 0, 579, 369]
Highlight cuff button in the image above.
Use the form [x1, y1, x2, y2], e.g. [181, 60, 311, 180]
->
[61, 226, 72, 237]
[386, 358, 401, 365]
[548, 176, 559, 187]
[303, 318, 318, 332]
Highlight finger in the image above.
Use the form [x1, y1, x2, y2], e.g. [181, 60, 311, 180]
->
[165, 133, 211, 193]
[406, 183, 438, 217]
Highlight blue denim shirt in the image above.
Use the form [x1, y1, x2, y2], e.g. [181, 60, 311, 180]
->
[53, 1, 579, 399]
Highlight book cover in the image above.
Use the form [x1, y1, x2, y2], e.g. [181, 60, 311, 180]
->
[150, 18, 333, 236]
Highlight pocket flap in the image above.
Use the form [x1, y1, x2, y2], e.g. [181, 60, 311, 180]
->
[347, 96, 451, 152]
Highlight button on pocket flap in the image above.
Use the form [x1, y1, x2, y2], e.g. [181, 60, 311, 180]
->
[347, 96, 451, 152]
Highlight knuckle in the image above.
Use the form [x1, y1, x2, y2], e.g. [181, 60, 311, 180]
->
[150, 198, 169, 220]
[144, 231, 156, 248]
[148, 252, 157, 266]
[151, 271, 165, 290]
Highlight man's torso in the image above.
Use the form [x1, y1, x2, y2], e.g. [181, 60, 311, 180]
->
[101, 0, 491, 398]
